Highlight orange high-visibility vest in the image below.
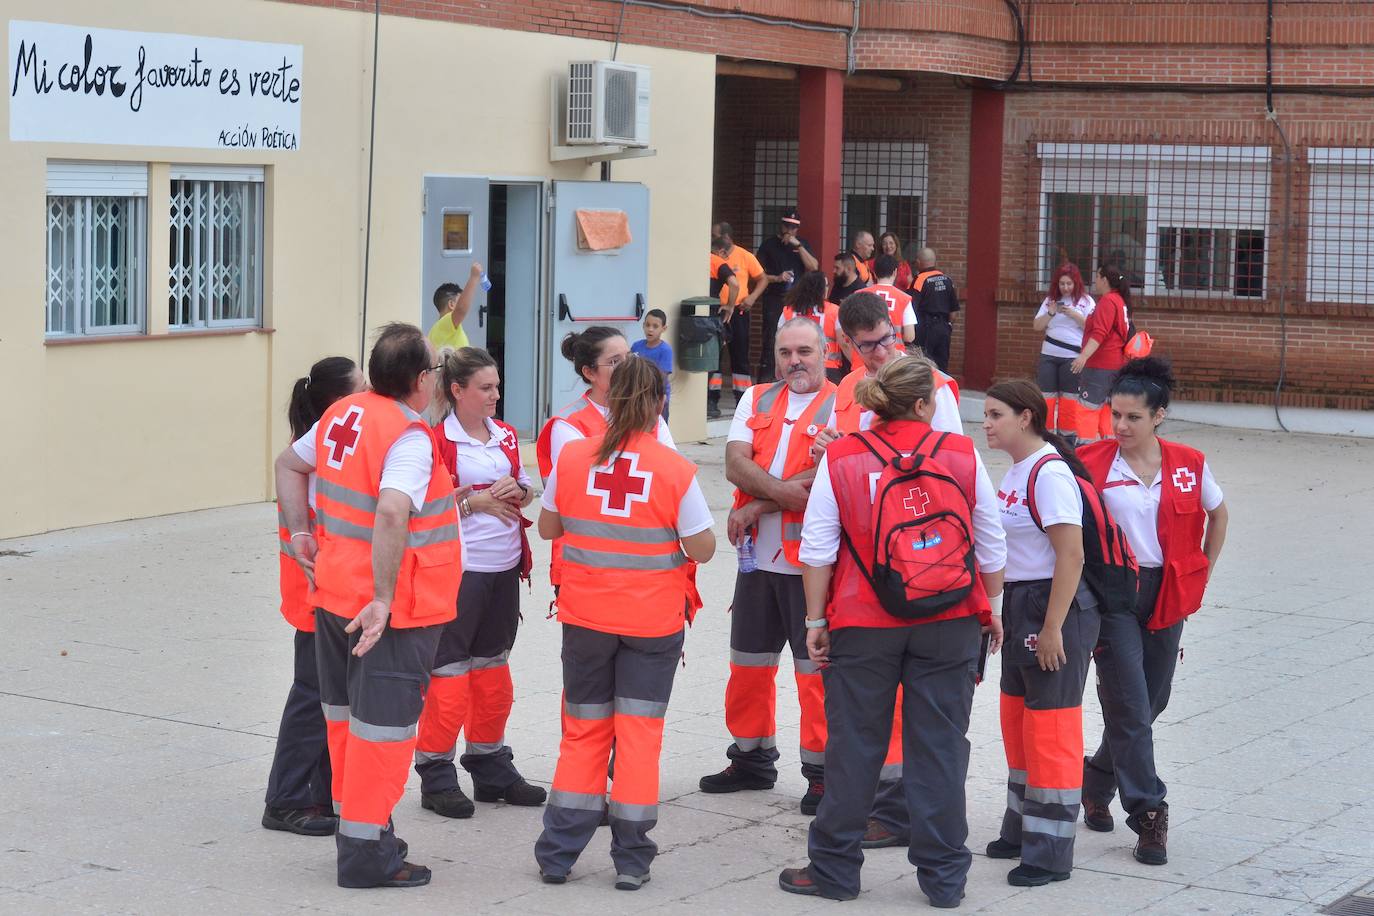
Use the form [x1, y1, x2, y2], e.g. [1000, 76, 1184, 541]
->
[781, 304, 844, 370]
[732, 379, 837, 565]
[312, 391, 461, 627]
[553, 431, 698, 638]
[834, 365, 961, 435]
[278, 505, 316, 631]
[536, 393, 606, 482]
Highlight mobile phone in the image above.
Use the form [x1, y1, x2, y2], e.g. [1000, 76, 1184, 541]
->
[975, 631, 992, 685]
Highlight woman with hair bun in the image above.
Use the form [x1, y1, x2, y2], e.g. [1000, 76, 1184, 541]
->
[1033, 263, 1095, 442]
[1070, 265, 1132, 443]
[263, 356, 364, 838]
[1074, 357, 1229, 867]
[777, 356, 1006, 908]
[981, 379, 1101, 888]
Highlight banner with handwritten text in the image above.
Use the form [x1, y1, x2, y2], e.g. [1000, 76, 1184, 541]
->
[9, 20, 302, 150]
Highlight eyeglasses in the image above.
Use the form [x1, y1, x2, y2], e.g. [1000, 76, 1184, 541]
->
[423, 363, 443, 375]
[596, 355, 626, 370]
[853, 332, 898, 355]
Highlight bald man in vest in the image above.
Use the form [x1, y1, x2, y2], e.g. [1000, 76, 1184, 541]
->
[276, 322, 462, 889]
[912, 248, 960, 372]
[700, 319, 838, 813]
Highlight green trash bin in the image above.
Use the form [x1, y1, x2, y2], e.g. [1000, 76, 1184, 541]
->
[678, 297, 723, 373]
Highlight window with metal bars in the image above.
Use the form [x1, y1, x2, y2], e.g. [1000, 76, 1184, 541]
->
[45, 195, 147, 336]
[169, 179, 264, 329]
[752, 140, 928, 257]
[1307, 148, 1374, 305]
[1037, 144, 1270, 299]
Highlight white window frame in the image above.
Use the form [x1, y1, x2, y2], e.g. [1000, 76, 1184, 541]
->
[1036, 144, 1271, 299]
[751, 140, 929, 253]
[168, 165, 266, 330]
[45, 161, 148, 338]
[1306, 147, 1374, 305]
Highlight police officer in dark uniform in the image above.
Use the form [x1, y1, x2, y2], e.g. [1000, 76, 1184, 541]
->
[912, 248, 960, 372]
[755, 208, 819, 382]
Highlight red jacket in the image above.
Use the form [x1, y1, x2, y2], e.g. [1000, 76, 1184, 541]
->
[1079, 438, 1210, 630]
[1084, 291, 1129, 370]
[824, 419, 990, 630]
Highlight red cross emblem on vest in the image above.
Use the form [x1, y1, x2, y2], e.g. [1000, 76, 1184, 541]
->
[323, 406, 364, 470]
[1024, 633, 1039, 651]
[903, 487, 930, 517]
[588, 452, 653, 517]
[1172, 467, 1197, 493]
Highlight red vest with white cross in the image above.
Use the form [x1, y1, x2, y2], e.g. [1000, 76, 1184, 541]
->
[1078, 437, 1209, 630]
[824, 419, 989, 630]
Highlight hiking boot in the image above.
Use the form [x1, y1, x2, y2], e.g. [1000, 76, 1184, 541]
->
[861, 818, 905, 849]
[1007, 863, 1070, 886]
[985, 837, 1021, 859]
[420, 786, 475, 819]
[475, 779, 547, 806]
[614, 872, 650, 891]
[799, 779, 825, 816]
[377, 862, 431, 888]
[1130, 805, 1169, 865]
[699, 764, 775, 794]
[777, 866, 857, 900]
[261, 805, 337, 836]
[1083, 797, 1115, 832]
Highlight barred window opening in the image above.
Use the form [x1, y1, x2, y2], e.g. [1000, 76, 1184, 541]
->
[169, 179, 264, 329]
[45, 195, 147, 336]
[1308, 148, 1374, 306]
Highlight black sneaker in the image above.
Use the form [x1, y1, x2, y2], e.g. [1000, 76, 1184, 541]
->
[262, 805, 337, 836]
[1129, 806, 1169, 865]
[475, 779, 547, 806]
[1007, 864, 1070, 886]
[420, 786, 475, 819]
[985, 838, 1021, 859]
[614, 872, 650, 891]
[707, 404, 722, 420]
[699, 764, 775, 794]
[799, 779, 825, 816]
[1083, 797, 1115, 832]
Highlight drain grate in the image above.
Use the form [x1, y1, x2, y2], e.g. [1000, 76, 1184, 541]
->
[1325, 885, 1374, 916]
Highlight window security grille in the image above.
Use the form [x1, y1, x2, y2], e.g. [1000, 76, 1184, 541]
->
[46, 195, 147, 336]
[169, 179, 264, 328]
[1308, 148, 1374, 305]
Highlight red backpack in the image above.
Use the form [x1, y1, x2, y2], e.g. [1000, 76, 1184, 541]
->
[840, 430, 977, 619]
[1026, 454, 1139, 611]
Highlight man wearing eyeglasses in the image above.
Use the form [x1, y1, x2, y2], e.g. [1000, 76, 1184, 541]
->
[275, 322, 463, 889]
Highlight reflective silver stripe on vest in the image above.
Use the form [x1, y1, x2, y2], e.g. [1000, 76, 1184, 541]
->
[408, 522, 459, 548]
[316, 478, 379, 513]
[465, 741, 504, 755]
[731, 735, 777, 752]
[398, 402, 425, 424]
[608, 800, 658, 822]
[338, 818, 382, 841]
[1025, 786, 1082, 805]
[615, 697, 668, 719]
[731, 650, 781, 668]
[812, 391, 836, 426]
[470, 652, 510, 670]
[348, 715, 417, 743]
[799, 747, 826, 765]
[783, 522, 804, 542]
[562, 516, 679, 544]
[878, 763, 901, 783]
[562, 545, 686, 571]
[314, 506, 373, 544]
[548, 789, 606, 812]
[320, 703, 350, 722]
[756, 380, 787, 413]
[564, 700, 614, 720]
[1008, 768, 1028, 786]
[793, 657, 823, 675]
[415, 493, 456, 519]
[415, 747, 456, 764]
[433, 660, 472, 677]
[1022, 814, 1076, 838]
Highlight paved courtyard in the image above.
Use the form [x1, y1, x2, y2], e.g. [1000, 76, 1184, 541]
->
[3, 419, 1373, 915]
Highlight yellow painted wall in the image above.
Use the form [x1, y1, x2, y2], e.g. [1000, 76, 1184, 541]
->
[0, 0, 715, 538]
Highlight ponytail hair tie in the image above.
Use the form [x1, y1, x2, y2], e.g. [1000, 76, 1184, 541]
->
[302, 375, 311, 389]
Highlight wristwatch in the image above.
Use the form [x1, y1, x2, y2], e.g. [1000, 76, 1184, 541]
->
[803, 617, 829, 629]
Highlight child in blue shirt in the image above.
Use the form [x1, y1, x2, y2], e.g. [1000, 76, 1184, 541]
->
[631, 308, 674, 420]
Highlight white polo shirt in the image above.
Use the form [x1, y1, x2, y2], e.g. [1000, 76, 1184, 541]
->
[443, 414, 533, 573]
[851, 383, 963, 436]
[1101, 450, 1223, 568]
[293, 420, 432, 512]
[998, 443, 1083, 582]
[1035, 294, 1096, 358]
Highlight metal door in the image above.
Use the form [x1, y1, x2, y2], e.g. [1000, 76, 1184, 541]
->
[547, 180, 650, 411]
[422, 176, 488, 349]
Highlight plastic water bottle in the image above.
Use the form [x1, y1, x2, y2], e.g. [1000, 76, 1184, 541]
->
[479, 271, 492, 292]
[738, 533, 758, 573]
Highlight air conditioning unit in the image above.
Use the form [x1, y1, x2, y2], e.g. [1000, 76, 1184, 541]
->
[566, 61, 650, 147]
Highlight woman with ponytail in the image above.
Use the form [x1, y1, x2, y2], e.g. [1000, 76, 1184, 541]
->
[1074, 357, 1229, 866]
[981, 379, 1101, 888]
[263, 356, 363, 837]
[534, 356, 715, 889]
[1071, 264, 1132, 442]
[777, 355, 1006, 907]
